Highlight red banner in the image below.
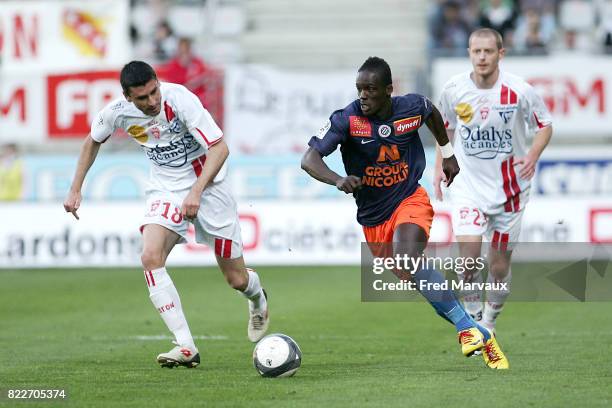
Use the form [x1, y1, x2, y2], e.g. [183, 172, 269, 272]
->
[47, 70, 121, 138]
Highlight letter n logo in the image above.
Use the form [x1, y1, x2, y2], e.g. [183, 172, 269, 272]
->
[377, 144, 400, 163]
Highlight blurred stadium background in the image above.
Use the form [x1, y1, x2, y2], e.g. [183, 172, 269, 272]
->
[1, 1, 612, 406]
[1, 0, 611, 267]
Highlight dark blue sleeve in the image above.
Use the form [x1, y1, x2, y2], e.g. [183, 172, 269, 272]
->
[403, 93, 434, 124]
[307, 110, 348, 157]
[420, 95, 434, 121]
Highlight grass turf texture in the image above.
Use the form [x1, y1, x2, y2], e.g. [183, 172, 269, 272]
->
[1, 265, 611, 407]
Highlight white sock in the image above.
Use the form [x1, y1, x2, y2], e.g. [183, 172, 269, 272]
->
[458, 269, 483, 320]
[483, 269, 512, 329]
[239, 268, 267, 313]
[144, 267, 196, 350]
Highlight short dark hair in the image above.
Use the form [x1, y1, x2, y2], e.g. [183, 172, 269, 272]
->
[120, 61, 157, 94]
[358, 57, 392, 86]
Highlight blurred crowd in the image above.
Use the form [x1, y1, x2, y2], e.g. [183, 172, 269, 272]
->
[429, 0, 612, 55]
[129, 0, 225, 125]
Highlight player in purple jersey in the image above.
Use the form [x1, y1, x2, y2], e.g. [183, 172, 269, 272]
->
[301, 57, 509, 369]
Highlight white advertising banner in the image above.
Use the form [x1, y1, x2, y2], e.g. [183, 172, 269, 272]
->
[0, 70, 123, 142]
[0, 73, 45, 142]
[432, 56, 612, 137]
[1, 198, 610, 268]
[224, 65, 357, 154]
[0, 0, 130, 71]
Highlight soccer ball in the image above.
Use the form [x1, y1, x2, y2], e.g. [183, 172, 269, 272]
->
[253, 333, 302, 377]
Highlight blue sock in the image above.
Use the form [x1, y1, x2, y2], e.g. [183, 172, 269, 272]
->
[413, 268, 477, 332]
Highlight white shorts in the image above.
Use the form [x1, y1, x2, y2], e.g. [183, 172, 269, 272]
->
[450, 193, 528, 251]
[140, 179, 243, 259]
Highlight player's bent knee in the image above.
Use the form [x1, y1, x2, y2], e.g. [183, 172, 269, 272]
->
[141, 250, 165, 270]
[225, 272, 248, 291]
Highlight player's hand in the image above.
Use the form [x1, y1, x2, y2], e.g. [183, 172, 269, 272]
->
[63, 190, 82, 220]
[515, 154, 537, 180]
[336, 176, 362, 194]
[441, 155, 460, 187]
[433, 168, 446, 201]
[181, 190, 201, 219]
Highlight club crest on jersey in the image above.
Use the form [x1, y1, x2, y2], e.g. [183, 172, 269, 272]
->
[455, 103, 474, 123]
[378, 124, 392, 138]
[498, 110, 514, 124]
[393, 115, 421, 136]
[349, 116, 372, 137]
[480, 107, 490, 120]
[151, 127, 161, 139]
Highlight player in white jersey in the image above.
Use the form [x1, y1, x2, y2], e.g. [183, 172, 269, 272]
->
[63, 61, 269, 368]
[435, 29, 553, 331]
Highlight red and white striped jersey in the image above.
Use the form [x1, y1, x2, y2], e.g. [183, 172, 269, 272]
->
[90, 82, 225, 192]
[438, 70, 552, 212]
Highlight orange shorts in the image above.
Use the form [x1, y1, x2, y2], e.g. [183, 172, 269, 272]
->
[362, 186, 434, 243]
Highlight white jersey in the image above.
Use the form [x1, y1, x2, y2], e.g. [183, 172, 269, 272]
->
[438, 70, 552, 212]
[90, 82, 225, 192]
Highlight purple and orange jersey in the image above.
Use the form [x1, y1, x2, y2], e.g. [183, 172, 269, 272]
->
[309, 94, 433, 227]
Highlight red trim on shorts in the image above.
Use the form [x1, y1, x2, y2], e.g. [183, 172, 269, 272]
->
[492, 230, 500, 249]
[213, 238, 232, 258]
[500, 232, 509, 252]
[214, 238, 223, 256]
[223, 239, 232, 258]
[491, 231, 510, 251]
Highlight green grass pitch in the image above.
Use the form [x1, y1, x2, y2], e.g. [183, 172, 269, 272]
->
[1, 265, 611, 407]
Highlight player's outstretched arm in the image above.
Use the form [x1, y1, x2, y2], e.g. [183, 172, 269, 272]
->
[63, 135, 102, 220]
[301, 147, 361, 194]
[515, 125, 552, 180]
[426, 105, 460, 188]
[181, 139, 230, 219]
